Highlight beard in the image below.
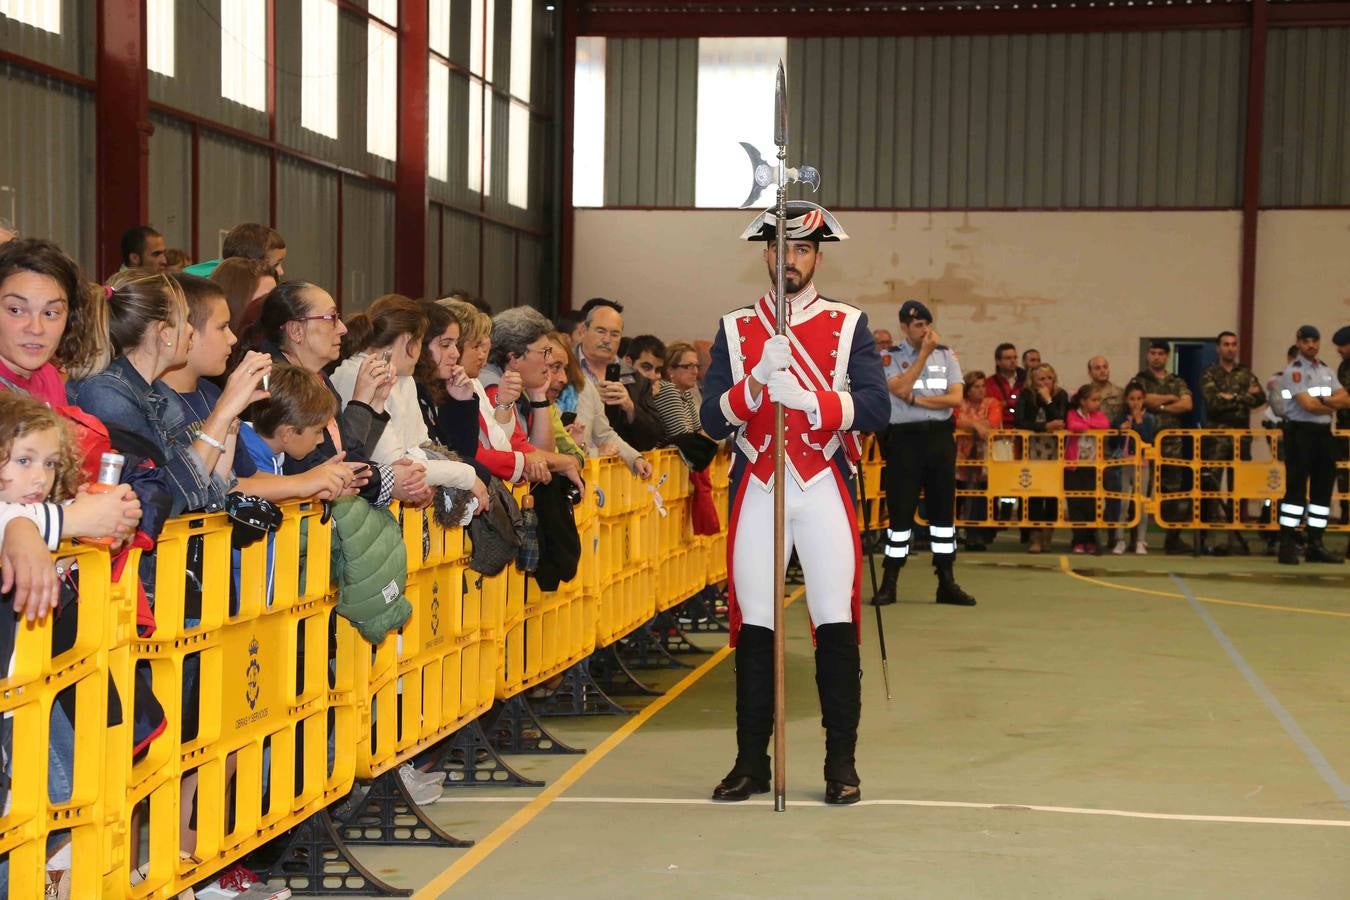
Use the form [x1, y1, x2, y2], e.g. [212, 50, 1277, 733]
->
[767, 262, 811, 294]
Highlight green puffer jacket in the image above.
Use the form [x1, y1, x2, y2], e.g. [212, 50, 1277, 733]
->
[329, 496, 412, 645]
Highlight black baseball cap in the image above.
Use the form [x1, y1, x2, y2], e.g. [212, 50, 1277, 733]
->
[1332, 325, 1350, 347]
[1296, 324, 1320, 341]
[898, 299, 932, 323]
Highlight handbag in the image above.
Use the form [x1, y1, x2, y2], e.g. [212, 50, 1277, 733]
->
[466, 477, 523, 576]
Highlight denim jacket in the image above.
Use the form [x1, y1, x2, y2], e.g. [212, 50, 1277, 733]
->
[67, 356, 232, 516]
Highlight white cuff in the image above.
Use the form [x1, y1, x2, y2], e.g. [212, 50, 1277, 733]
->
[510, 451, 525, 483]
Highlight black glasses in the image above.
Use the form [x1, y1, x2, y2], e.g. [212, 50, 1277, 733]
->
[669, 362, 698, 370]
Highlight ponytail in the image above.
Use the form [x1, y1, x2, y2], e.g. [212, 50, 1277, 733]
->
[230, 280, 313, 373]
[339, 293, 425, 361]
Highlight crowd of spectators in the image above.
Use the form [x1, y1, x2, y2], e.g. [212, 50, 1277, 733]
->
[0, 213, 1345, 896]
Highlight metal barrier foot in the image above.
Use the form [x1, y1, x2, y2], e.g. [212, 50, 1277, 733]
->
[335, 768, 474, 848]
[620, 618, 695, 670]
[531, 659, 634, 717]
[590, 644, 664, 696]
[654, 610, 710, 656]
[431, 719, 545, 788]
[488, 695, 586, 755]
[265, 808, 410, 897]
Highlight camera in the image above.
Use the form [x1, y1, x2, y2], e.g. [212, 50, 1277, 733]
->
[564, 480, 583, 507]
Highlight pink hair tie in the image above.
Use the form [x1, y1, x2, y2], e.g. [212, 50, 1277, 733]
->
[104, 284, 114, 300]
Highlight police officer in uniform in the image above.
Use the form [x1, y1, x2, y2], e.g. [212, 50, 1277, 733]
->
[872, 300, 976, 607]
[1275, 325, 1350, 564]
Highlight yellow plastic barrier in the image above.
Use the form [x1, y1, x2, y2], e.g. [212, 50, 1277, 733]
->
[865, 427, 1349, 533]
[0, 542, 123, 899]
[1, 448, 731, 898]
[123, 499, 340, 897]
[1151, 428, 1349, 532]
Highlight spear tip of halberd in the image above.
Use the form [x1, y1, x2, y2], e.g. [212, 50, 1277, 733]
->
[774, 60, 787, 148]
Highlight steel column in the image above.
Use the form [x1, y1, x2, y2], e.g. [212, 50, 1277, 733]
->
[394, 0, 429, 298]
[1238, 0, 1268, 367]
[95, 0, 149, 278]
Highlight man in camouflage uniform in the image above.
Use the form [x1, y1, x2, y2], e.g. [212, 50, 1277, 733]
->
[1198, 331, 1266, 555]
[1136, 340, 1194, 554]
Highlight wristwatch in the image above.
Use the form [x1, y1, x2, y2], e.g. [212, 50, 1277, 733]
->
[528, 399, 550, 409]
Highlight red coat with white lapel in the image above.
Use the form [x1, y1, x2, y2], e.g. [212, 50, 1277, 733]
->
[700, 285, 891, 644]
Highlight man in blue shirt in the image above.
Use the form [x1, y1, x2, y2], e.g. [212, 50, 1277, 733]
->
[874, 300, 976, 607]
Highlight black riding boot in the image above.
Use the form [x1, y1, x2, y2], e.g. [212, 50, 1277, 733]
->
[814, 622, 862, 805]
[871, 563, 899, 606]
[712, 624, 774, 801]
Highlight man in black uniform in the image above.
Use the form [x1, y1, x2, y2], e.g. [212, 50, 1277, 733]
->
[1333, 325, 1350, 551]
[1275, 325, 1349, 564]
[873, 300, 976, 607]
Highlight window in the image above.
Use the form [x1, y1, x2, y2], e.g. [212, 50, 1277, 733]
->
[221, 0, 266, 111]
[429, 58, 450, 182]
[146, 0, 174, 76]
[509, 0, 532, 103]
[468, 86, 493, 195]
[429, 0, 450, 57]
[301, 0, 338, 138]
[571, 37, 605, 208]
[507, 103, 529, 208]
[694, 38, 786, 208]
[366, 0, 398, 160]
[0, 0, 60, 34]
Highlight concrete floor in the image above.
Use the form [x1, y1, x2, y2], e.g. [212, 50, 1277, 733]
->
[312, 538, 1350, 899]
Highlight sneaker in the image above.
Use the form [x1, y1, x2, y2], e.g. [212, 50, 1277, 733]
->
[195, 864, 291, 899]
[1111, 540, 1126, 555]
[1134, 541, 1148, 555]
[399, 763, 444, 789]
[1086, 543, 1099, 555]
[1072, 544, 1087, 554]
[399, 765, 444, 805]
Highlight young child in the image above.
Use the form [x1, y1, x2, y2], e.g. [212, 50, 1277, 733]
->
[0, 392, 137, 899]
[1066, 383, 1110, 553]
[1111, 382, 1160, 554]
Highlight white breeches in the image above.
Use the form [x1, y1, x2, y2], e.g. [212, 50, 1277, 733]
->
[732, 475, 856, 630]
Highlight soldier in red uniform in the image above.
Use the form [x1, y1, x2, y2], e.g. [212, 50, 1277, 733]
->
[700, 201, 890, 805]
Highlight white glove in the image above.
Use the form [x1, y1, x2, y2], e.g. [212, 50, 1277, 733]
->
[767, 370, 819, 417]
[751, 334, 793, 384]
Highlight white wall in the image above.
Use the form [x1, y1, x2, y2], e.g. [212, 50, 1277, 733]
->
[1253, 210, 1350, 380]
[575, 208, 1350, 391]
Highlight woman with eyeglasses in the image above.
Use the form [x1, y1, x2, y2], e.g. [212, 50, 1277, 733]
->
[485, 307, 584, 489]
[651, 341, 706, 445]
[332, 294, 488, 507]
[235, 282, 431, 508]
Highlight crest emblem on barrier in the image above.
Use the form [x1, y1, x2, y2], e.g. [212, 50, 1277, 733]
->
[430, 580, 441, 635]
[245, 637, 261, 711]
[1018, 467, 1033, 489]
[1267, 467, 1282, 490]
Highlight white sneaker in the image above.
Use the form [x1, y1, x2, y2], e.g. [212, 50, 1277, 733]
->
[1134, 541, 1148, 555]
[1111, 540, 1126, 555]
[399, 765, 444, 805]
[399, 763, 444, 788]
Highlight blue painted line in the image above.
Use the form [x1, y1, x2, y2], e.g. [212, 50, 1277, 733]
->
[1169, 573, 1350, 814]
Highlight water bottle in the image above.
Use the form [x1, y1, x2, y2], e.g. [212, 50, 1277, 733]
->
[82, 452, 126, 547]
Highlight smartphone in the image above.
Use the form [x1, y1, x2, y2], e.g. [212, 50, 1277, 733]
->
[560, 411, 577, 426]
[605, 363, 622, 382]
[379, 350, 392, 364]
